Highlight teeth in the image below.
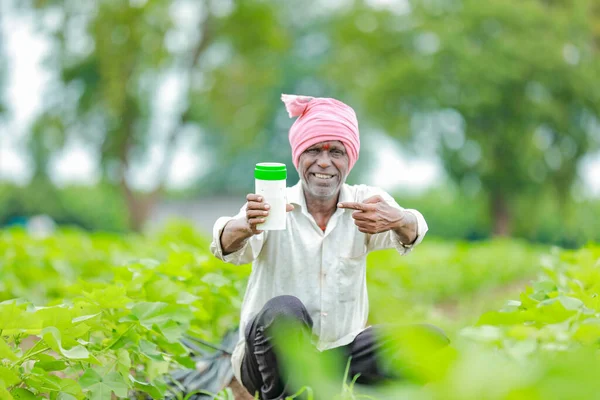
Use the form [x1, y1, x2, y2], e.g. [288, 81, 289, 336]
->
[314, 173, 333, 179]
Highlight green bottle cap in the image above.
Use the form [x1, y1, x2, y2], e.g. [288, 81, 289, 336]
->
[255, 163, 287, 181]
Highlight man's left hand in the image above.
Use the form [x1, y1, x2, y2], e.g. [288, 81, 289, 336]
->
[338, 195, 409, 235]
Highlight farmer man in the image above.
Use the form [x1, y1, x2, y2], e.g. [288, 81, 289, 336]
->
[210, 94, 439, 399]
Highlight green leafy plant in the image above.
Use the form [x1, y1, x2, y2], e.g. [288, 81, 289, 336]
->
[4, 222, 597, 399]
[0, 223, 248, 398]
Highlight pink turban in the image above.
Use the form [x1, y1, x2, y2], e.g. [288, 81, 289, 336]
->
[281, 94, 360, 171]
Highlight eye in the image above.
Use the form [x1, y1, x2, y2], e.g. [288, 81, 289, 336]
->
[306, 148, 320, 155]
[331, 149, 344, 157]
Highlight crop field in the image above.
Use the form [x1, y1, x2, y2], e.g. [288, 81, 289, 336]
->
[1, 223, 599, 399]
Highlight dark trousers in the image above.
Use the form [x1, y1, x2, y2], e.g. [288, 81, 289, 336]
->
[240, 295, 448, 400]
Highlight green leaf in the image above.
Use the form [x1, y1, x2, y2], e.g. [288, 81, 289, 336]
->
[101, 372, 129, 398]
[498, 300, 521, 312]
[79, 369, 102, 388]
[10, 388, 37, 399]
[177, 291, 200, 305]
[56, 394, 78, 400]
[54, 379, 81, 396]
[460, 325, 503, 343]
[139, 340, 164, 361]
[574, 319, 600, 345]
[144, 279, 180, 302]
[536, 298, 579, 322]
[129, 376, 165, 399]
[507, 325, 540, 341]
[26, 372, 81, 396]
[116, 349, 131, 378]
[532, 280, 557, 294]
[72, 313, 101, 323]
[477, 310, 522, 326]
[0, 303, 38, 335]
[33, 306, 75, 331]
[504, 338, 537, 359]
[42, 327, 89, 360]
[156, 320, 185, 343]
[35, 354, 67, 372]
[81, 370, 128, 400]
[201, 273, 231, 288]
[62, 322, 91, 340]
[127, 302, 192, 329]
[173, 353, 196, 369]
[0, 337, 18, 362]
[558, 296, 584, 311]
[85, 286, 131, 309]
[0, 366, 20, 387]
[130, 258, 161, 270]
[529, 289, 549, 302]
[0, 386, 13, 400]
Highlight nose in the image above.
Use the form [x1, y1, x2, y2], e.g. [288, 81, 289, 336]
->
[316, 152, 331, 168]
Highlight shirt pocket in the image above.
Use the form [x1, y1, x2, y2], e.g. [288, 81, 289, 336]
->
[341, 238, 368, 259]
[336, 254, 366, 303]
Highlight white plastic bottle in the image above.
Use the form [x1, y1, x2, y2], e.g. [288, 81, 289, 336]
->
[255, 162, 287, 230]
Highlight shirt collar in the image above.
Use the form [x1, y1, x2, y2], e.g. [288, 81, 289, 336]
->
[287, 181, 305, 208]
[287, 181, 353, 209]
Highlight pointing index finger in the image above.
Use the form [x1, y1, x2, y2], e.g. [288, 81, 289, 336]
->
[337, 202, 373, 211]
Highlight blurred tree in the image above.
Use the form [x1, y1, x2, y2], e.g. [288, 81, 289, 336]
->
[326, 0, 600, 235]
[185, 0, 298, 194]
[186, 1, 368, 195]
[26, 0, 371, 230]
[27, 0, 213, 230]
[0, 2, 6, 117]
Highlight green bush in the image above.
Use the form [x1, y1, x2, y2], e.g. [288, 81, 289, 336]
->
[3, 221, 599, 399]
[394, 186, 492, 241]
[366, 238, 543, 326]
[0, 182, 129, 232]
[395, 185, 600, 247]
[277, 246, 600, 400]
[0, 223, 247, 398]
[0, 221, 554, 398]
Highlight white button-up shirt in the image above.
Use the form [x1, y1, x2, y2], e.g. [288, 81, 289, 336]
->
[210, 182, 428, 383]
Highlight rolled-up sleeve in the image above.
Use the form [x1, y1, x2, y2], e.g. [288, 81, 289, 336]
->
[209, 205, 266, 265]
[365, 190, 428, 255]
[391, 208, 428, 255]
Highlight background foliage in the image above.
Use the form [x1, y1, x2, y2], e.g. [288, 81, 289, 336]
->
[1, 0, 598, 244]
[2, 224, 600, 399]
[326, 0, 600, 235]
[2, 2, 600, 397]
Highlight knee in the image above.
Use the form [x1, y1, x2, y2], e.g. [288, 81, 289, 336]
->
[256, 295, 312, 330]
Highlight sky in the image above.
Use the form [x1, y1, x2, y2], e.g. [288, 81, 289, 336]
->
[1, 1, 599, 196]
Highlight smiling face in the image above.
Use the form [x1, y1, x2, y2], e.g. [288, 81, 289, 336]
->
[298, 140, 350, 199]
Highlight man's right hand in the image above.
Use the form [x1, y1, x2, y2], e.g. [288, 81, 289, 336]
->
[245, 193, 295, 235]
[245, 194, 269, 235]
[221, 194, 294, 255]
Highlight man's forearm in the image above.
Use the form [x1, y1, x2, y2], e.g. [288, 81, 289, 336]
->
[220, 217, 254, 256]
[392, 210, 418, 245]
